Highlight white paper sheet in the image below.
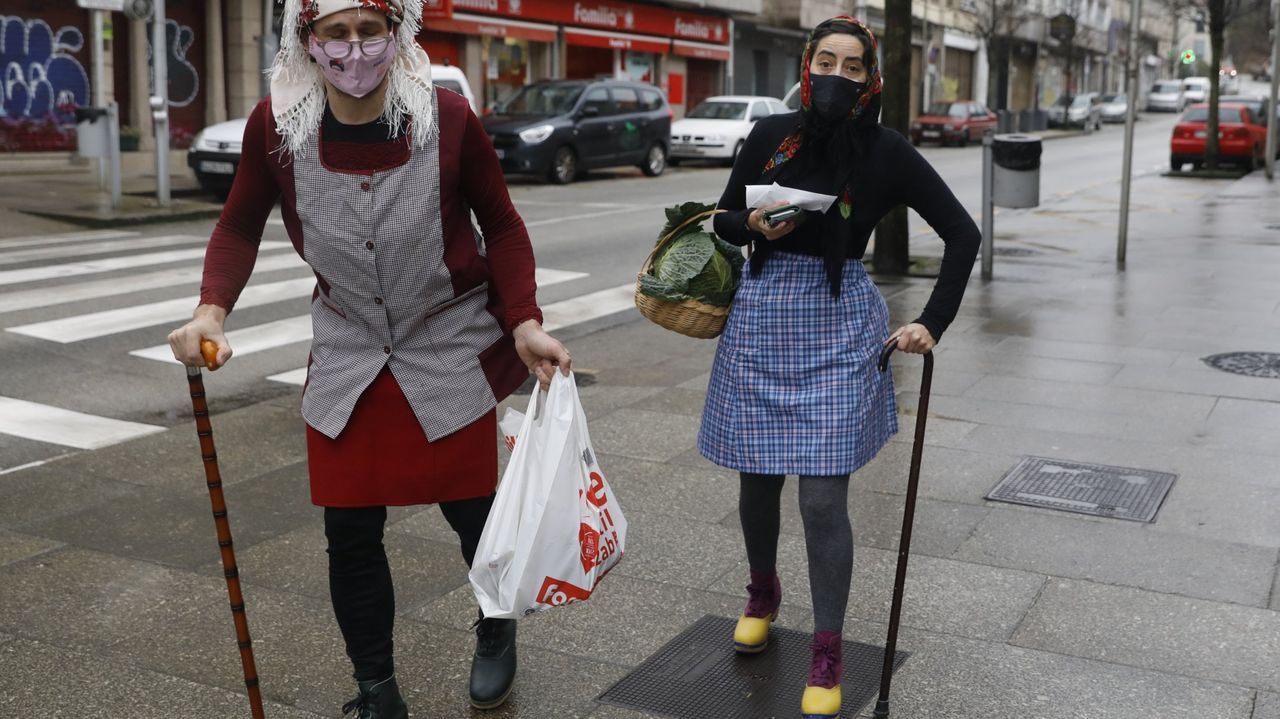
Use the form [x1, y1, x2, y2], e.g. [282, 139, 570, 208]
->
[744, 182, 839, 213]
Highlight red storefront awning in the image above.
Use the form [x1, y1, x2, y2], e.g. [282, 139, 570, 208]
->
[563, 28, 671, 54]
[672, 40, 732, 62]
[425, 13, 558, 43]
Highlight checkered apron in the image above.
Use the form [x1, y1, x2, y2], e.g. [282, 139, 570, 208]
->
[697, 252, 898, 476]
[293, 97, 503, 442]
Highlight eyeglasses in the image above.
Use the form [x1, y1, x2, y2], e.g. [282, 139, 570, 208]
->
[311, 35, 392, 60]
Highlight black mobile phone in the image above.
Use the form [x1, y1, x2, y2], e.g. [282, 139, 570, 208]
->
[763, 204, 802, 226]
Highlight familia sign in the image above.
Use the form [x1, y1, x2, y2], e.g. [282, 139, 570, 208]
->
[452, 0, 729, 44]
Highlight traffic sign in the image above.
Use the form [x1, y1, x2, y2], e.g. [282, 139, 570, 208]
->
[77, 0, 126, 10]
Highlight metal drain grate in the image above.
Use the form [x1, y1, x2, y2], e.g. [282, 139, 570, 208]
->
[1202, 352, 1280, 379]
[986, 456, 1176, 522]
[597, 615, 907, 719]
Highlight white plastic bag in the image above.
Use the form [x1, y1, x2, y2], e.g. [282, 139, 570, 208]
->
[470, 371, 627, 619]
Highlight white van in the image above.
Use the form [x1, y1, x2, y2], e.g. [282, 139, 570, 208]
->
[431, 64, 478, 114]
[1181, 77, 1211, 104]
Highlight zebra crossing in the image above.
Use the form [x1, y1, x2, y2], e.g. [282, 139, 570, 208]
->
[0, 229, 637, 468]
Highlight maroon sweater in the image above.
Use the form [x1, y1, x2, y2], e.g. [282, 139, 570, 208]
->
[200, 89, 542, 335]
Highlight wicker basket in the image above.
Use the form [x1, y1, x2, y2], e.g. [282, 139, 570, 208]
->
[634, 208, 732, 339]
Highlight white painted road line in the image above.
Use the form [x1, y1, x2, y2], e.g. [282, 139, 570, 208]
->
[130, 315, 313, 363]
[268, 281, 637, 386]
[0, 252, 308, 315]
[7, 277, 316, 343]
[542, 282, 636, 332]
[0, 241, 291, 286]
[534, 267, 588, 286]
[0, 235, 204, 266]
[0, 230, 138, 249]
[0, 396, 165, 450]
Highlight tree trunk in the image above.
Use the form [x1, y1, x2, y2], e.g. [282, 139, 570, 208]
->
[875, 0, 913, 275]
[1206, 0, 1225, 169]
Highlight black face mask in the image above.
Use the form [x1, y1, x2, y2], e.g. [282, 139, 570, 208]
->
[808, 74, 867, 123]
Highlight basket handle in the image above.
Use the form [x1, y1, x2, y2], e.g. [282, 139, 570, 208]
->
[641, 208, 727, 274]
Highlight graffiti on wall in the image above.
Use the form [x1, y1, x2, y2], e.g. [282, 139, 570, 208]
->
[1, 15, 89, 121]
[149, 18, 199, 108]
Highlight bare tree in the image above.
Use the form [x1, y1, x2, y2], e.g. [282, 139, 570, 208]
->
[875, 0, 913, 275]
[961, 0, 1033, 109]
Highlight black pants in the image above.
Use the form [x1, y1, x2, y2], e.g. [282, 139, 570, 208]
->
[324, 494, 494, 681]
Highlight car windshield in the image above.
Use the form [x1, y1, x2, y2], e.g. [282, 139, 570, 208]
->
[1101, 94, 1124, 103]
[1182, 106, 1243, 123]
[687, 101, 749, 120]
[496, 83, 586, 116]
[924, 102, 967, 117]
[1053, 96, 1073, 108]
[1070, 96, 1091, 109]
[1153, 82, 1180, 93]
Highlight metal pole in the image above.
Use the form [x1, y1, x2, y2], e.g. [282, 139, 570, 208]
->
[1266, 0, 1279, 180]
[981, 128, 995, 281]
[150, 0, 171, 206]
[1117, 0, 1141, 269]
[107, 101, 123, 209]
[91, 10, 107, 190]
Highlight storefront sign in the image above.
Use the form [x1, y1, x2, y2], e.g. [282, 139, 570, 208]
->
[563, 28, 669, 54]
[422, 0, 453, 21]
[430, 13, 557, 42]
[76, 0, 126, 11]
[453, 0, 729, 45]
[672, 40, 731, 62]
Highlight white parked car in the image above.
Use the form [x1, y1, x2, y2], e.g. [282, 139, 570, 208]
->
[1182, 76, 1211, 104]
[187, 117, 248, 198]
[670, 95, 789, 165]
[1146, 80, 1186, 112]
[431, 64, 477, 113]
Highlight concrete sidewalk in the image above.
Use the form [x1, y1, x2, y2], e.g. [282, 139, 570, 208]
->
[1, 169, 1278, 718]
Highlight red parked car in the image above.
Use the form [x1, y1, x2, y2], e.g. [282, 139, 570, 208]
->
[1170, 103, 1269, 171]
[910, 101, 998, 146]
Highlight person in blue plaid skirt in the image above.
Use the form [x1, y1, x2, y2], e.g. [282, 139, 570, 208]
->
[697, 16, 980, 718]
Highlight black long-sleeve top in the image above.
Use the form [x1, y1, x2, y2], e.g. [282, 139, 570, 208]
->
[713, 113, 981, 341]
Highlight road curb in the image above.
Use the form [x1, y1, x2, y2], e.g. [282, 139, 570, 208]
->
[16, 203, 224, 229]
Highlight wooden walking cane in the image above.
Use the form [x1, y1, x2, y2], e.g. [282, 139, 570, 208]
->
[872, 341, 933, 719]
[187, 339, 266, 719]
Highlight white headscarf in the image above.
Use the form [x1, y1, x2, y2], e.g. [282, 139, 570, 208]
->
[270, 0, 437, 157]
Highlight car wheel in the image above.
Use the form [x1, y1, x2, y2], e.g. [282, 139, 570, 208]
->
[641, 142, 667, 177]
[1170, 154, 1181, 172]
[958, 131, 969, 148]
[548, 146, 577, 185]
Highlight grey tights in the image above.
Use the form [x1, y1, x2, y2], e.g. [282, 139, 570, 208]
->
[739, 473, 853, 634]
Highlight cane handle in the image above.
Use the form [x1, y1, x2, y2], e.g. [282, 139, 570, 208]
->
[201, 339, 220, 371]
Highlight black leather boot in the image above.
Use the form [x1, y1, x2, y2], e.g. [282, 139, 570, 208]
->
[469, 615, 517, 710]
[341, 674, 409, 719]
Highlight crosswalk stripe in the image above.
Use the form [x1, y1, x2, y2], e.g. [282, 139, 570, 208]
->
[0, 230, 138, 249]
[0, 252, 308, 315]
[0, 235, 205, 267]
[7, 277, 316, 343]
[0, 241, 290, 286]
[535, 268, 588, 286]
[266, 281, 637, 386]
[0, 396, 165, 450]
[129, 315, 313, 363]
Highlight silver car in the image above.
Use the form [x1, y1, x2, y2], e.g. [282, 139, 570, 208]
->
[1099, 93, 1132, 123]
[1146, 80, 1186, 112]
[1048, 93, 1103, 130]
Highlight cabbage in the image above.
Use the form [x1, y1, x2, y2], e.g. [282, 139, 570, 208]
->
[640, 201, 745, 308]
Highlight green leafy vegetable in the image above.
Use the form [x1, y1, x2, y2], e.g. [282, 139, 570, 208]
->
[640, 203, 746, 309]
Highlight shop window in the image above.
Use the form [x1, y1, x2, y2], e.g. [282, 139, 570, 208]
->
[612, 87, 641, 114]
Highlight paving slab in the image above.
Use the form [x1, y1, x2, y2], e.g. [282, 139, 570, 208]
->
[707, 532, 1044, 642]
[1151, 476, 1280, 547]
[210, 524, 472, 616]
[626, 386, 711, 416]
[587, 453, 738, 522]
[992, 335, 1183, 367]
[1256, 692, 1280, 719]
[588, 408, 704, 463]
[961, 373, 1218, 421]
[0, 548, 222, 651]
[0, 528, 61, 567]
[1272, 568, 1280, 612]
[1110, 364, 1280, 404]
[886, 411, 980, 449]
[0, 638, 323, 718]
[611, 508, 742, 591]
[951, 507, 1278, 607]
[1011, 578, 1280, 692]
[854, 442, 1020, 506]
[407, 576, 741, 668]
[23, 461, 319, 570]
[852, 627, 1255, 719]
[0, 462, 142, 529]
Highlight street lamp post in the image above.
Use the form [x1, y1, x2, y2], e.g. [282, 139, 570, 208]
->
[150, 0, 170, 206]
[1117, 0, 1142, 269]
[1266, 0, 1279, 180]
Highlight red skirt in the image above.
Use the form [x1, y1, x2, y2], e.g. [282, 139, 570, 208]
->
[306, 366, 498, 507]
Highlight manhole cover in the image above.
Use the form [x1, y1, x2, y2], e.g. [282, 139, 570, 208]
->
[1203, 352, 1280, 378]
[986, 456, 1176, 522]
[513, 370, 597, 395]
[598, 615, 907, 719]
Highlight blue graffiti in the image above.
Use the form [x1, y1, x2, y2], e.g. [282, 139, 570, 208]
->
[0, 15, 89, 122]
[148, 18, 200, 108]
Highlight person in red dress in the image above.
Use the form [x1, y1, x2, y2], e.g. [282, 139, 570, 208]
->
[166, 1, 570, 715]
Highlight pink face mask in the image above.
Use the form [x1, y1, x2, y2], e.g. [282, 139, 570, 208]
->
[308, 35, 397, 99]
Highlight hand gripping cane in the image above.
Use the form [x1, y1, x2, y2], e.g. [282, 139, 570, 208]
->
[872, 342, 933, 719]
[187, 340, 266, 719]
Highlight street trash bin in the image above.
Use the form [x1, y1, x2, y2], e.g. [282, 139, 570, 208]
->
[75, 107, 111, 159]
[992, 133, 1041, 209]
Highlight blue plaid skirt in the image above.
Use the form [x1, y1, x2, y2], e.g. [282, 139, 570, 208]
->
[698, 252, 898, 476]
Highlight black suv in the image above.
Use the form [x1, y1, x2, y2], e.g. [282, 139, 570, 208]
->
[482, 80, 671, 184]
